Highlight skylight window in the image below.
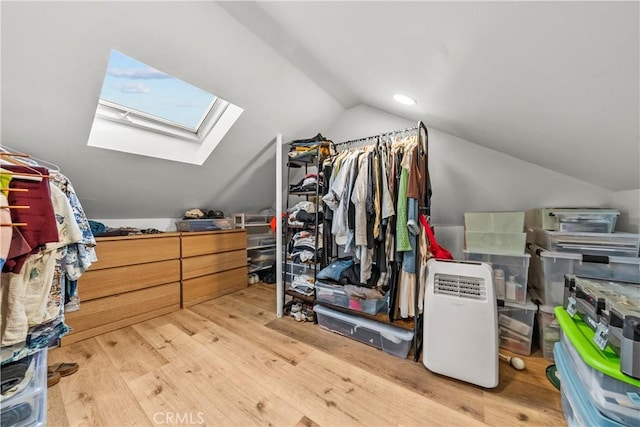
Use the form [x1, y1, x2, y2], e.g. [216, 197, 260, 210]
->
[87, 50, 243, 165]
[99, 50, 216, 132]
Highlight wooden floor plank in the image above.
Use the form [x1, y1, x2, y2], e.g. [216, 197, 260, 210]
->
[134, 320, 305, 426]
[231, 283, 278, 312]
[47, 283, 565, 427]
[131, 321, 263, 426]
[266, 314, 490, 421]
[46, 383, 70, 427]
[95, 326, 170, 383]
[188, 315, 485, 427]
[127, 361, 235, 426]
[191, 326, 380, 426]
[190, 301, 313, 366]
[196, 292, 278, 324]
[47, 339, 152, 426]
[299, 349, 487, 426]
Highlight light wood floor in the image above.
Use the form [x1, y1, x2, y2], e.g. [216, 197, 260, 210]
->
[47, 283, 565, 426]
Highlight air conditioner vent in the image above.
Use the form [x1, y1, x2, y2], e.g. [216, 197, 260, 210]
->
[433, 273, 486, 300]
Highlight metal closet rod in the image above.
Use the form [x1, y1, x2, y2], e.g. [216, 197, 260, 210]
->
[333, 121, 428, 148]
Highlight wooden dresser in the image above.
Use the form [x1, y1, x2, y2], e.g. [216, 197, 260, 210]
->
[62, 229, 247, 345]
[181, 229, 247, 307]
[63, 233, 182, 345]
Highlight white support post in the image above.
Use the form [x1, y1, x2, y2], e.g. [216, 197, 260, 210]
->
[275, 133, 284, 318]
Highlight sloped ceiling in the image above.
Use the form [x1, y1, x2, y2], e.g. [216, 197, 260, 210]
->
[224, 1, 640, 191]
[0, 1, 343, 218]
[1, 1, 638, 221]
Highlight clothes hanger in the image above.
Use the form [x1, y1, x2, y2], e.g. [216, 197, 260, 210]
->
[25, 155, 61, 172]
[0, 164, 45, 181]
[0, 145, 54, 175]
[0, 149, 48, 181]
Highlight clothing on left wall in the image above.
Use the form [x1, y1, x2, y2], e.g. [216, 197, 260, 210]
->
[1, 161, 96, 364]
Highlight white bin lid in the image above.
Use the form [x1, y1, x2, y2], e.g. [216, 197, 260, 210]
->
[527, 243, 640, 265]
[546, 208, 620, 216]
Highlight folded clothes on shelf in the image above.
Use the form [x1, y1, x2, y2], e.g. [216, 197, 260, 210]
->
[290, 274, 315, 296]
[289, 173, 324, 193]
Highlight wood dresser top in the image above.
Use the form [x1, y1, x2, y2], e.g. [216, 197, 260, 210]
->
[95, 229, 245, 242]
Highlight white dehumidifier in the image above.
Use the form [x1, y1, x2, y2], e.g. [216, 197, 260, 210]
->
[423, 258, 499, 388]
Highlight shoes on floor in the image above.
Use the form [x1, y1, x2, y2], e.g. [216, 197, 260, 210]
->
[47, 362, 79, 387]
[47, 371, 61, 388]
[290, 302, 303, 315]
[289, 302, 314, 322]
[302, 306, 315, 322]
[48, 362, 79, 377]
[64, 296, 80, 313]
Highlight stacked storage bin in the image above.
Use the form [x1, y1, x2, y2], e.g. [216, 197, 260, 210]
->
[0, 348, 47, 427]
[463, 212, 536, 356]
[525, 208, 640, 361]
[554, 300, 640, 426]
[565, 276, 640, 378]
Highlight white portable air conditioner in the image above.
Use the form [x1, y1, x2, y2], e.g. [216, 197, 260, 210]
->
[423, 259, 499, 388]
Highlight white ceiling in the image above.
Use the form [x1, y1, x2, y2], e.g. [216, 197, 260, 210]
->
[224, 1, 640, 191]
[1, 1, 638, 220]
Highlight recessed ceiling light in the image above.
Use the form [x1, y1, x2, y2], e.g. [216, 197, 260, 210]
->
[394, 94, 417, 105]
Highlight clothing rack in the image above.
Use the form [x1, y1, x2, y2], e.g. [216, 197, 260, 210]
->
[331, 120, 430, 362]
[333, 121, 429, 154]
[333, 121, 427, 149]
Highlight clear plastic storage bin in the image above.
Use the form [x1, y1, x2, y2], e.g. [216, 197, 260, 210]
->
[247, 233, 276, 248]
[282, 261, 319, 276]
[248, 248, 275, 272]
[537, 305, 560, 361]
[554, 343, 624, 427]
[532, 229, 640, 257]
[464, 211, 524, 233]
[464, 232, 527, 255]
[314, 305, 414, 358]
[282, 261, 320, 284]
[497, 300, 537, 356]
[527, 244, 640, 307]
[525, 208, 620, 233]
[315, 281, 387, 315]
[232, 213, 272, 227]
[176, 218, 235, 232]
[556, 307, 640, 426]
[463, 251, 530, 303]
[0, 348, 47, 427]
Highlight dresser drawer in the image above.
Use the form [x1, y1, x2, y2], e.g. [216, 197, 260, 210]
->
[65, 282, 180, 332]
[92, 235, 180, 269]
[181, 230, 246, 257]
[79, 259, 181, 301]
[181, 250, 246, 280]
[182, 267, 247, 307]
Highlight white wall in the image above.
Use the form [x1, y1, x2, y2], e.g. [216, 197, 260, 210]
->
[326, 104, 415, 141]
[326, 105, 619, 257]
[326, 105, 614, 227]
[612, 189, 640, 233]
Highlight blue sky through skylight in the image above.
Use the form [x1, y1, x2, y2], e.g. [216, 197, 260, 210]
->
[100, 50, 216, 130]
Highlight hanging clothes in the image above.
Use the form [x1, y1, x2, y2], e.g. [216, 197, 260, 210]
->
[321, 126, 432, 315]
[0, 152, 96, 363]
